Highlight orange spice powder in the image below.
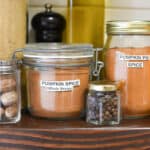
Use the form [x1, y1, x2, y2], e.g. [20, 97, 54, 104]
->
[105, 47, 150, 118]
[26, 66, 89, 119]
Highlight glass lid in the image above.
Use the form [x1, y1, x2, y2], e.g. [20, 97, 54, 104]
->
[23, 43, 94, 59]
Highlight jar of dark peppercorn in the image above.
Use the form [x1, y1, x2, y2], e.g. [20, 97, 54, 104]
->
[86, 81, 121, 125]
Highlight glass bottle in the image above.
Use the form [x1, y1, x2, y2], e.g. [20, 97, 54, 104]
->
[104, 21, 150, 118]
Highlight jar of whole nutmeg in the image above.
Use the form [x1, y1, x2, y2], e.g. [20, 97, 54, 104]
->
[0, 60, 21, 123]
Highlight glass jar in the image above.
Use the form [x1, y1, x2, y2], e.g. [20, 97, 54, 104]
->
[20, 43, 93, 119]
[86, 81, 120, 125]
[0, 60, 21, 123]
[104, 21, 150, 118]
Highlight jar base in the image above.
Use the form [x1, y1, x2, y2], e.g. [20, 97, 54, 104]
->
[87, 120, 120, 126]
[0, 113, 21, 124]
[123, 114, 150, 119]
[28, 109, 84, 120]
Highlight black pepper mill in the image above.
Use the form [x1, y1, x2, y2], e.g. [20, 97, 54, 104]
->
[31, 4, 66, 42]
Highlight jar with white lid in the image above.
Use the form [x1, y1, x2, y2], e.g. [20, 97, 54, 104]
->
[16, 43, 94, 119]
[0, 60, 21, 123]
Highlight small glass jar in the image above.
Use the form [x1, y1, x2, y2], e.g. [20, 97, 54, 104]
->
[86, 81, 120, 125]
[0, 60, 21, 123]
[104, 21, 150, 118]
[19, 43, 93, 119]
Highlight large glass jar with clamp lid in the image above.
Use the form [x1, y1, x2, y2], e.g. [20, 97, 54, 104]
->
[19, 43, 94, 119]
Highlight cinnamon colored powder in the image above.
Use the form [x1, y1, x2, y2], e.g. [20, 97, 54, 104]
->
[26, 66, 89, 119]
[105, 47, 150, 117]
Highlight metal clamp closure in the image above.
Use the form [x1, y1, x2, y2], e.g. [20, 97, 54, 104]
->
[12, 49, 23, 65]
[92, 48, 104, 80]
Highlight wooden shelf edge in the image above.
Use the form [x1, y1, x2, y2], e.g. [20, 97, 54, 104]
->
[0, 114, 150, 149]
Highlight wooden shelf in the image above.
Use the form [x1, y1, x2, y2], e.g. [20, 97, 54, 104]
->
[0, 113, 150, 149]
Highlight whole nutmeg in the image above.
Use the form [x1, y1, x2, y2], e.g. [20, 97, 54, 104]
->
[1, 91, 18, 107]
[0, 78, 16, 93]
[5, 105, 18, 118]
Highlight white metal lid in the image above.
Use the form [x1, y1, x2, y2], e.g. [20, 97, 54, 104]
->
[107, 20, 150, 34]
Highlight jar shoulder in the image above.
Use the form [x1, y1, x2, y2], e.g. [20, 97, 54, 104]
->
[105, 35, 150, 48]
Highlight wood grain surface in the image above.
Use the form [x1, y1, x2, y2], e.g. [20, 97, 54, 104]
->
[0, 114, 150, 150]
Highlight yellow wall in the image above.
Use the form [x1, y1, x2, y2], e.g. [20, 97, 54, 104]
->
[66, 0, 105, 47]
[73, 0, 104, 6]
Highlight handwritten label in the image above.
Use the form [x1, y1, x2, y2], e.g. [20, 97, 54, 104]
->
[40, 80, 80, 92]
[127, 62, 144, 68]
[120, 55, 150, 61]
[119, 54, 148, 68]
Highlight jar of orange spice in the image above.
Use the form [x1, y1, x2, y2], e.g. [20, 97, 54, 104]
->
[104, 21, 150, 118]
[19, 43, 94, 119]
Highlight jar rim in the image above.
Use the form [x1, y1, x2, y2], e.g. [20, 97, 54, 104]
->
[0, 60, 17, 72]
[107, 20, 150, 35]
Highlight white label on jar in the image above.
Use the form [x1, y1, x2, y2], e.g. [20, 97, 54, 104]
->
[120, 55, 150, 61]
[40, 80, 80, 92]
[127, 62, 144, 68]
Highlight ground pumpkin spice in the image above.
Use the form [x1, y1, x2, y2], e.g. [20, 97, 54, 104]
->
[105, 47, 150, 117]
[26, 66, 89, 119]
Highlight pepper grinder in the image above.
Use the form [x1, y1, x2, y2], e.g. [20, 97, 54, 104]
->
[31, 4, 66, 42]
